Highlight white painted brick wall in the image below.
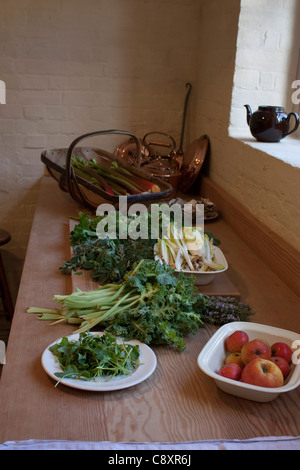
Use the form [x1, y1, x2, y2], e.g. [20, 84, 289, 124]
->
[230, 0, 300, 132]
[0, 0, 202, 301]
[194, 0, 300, 255]
[0, 0, 299, 305]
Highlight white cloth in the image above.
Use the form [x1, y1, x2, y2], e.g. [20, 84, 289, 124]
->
[0, 436, 300, 450]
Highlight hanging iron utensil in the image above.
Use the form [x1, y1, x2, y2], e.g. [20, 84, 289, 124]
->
[176, 82, 192, 168]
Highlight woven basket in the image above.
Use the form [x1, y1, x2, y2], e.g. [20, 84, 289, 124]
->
[41, 130, 173, 210]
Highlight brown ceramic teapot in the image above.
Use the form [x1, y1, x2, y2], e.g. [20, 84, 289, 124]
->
[244, 105, 299, 142]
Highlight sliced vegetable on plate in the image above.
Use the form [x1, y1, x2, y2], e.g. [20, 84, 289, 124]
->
[154, 223, 228, 284]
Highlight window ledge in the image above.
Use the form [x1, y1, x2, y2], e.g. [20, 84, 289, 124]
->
[229, 129, 300, 169]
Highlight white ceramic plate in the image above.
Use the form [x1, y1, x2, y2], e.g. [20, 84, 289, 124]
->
[197, 321, 300, 402]
[41, 332, 157, 391]
[176, 246, 228, 285]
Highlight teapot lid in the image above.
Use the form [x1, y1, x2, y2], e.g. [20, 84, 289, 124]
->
[258, 105, 284, 112]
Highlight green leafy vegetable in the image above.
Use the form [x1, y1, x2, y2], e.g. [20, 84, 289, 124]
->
[60, 211, 221, 284]
[60, 212, 156, 283]
[29, 259, 207, 351]
[49, 331, 140, 383]
[29, 260, 254, 350]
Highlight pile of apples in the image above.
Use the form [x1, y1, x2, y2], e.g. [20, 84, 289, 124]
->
[218, 330, 293, 388]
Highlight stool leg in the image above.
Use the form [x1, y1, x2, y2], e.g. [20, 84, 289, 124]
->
[0, 253, 14, 319]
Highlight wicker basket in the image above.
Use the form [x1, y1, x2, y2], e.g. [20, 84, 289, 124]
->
[41, 130, 174, 210]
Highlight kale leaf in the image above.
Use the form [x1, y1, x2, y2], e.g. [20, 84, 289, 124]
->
[60, 212, 156, 283]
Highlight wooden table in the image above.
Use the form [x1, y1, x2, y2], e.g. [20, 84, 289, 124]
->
[0, 175, 300, 444]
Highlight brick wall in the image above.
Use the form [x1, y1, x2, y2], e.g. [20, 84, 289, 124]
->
[0, 0, 202, 301]
[0, 0, 299, 304]
[194, 0, 300, 255]
[230, 0, 300, 132]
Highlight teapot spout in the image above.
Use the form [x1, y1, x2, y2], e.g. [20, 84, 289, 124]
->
[244, 104, 252, 126]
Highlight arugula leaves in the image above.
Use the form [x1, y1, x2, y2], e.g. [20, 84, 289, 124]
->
[49, 332, 140, 382]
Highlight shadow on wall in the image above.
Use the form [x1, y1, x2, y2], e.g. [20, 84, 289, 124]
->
[97, 0, 200, 148]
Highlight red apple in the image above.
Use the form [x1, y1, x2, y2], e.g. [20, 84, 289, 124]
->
[271, 342, 293, 364]
[241, 358, 284, 388]
[218, 363, 242, 381]
[225, 352, 244, 369]
[241, 339, 271, 365]
[255, 338, 271, 348]
[225, 330, 249, 353]
[270, 356, 290, 379]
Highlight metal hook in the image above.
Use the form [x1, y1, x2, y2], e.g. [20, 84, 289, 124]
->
[178, 82, 192, 153]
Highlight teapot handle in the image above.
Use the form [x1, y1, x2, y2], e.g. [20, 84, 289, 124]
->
[284, 112, 300, 137]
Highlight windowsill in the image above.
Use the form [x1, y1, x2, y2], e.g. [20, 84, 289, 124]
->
[229, 128, 300, 168]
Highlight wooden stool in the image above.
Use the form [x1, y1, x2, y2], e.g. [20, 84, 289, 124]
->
[0, 229, 14, 319]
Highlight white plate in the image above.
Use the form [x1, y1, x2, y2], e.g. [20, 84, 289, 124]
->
[176, 246, 228, 285]
[41, 332, 157, 391]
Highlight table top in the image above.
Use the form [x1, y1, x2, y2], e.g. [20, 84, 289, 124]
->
[0, 175, 300, 444]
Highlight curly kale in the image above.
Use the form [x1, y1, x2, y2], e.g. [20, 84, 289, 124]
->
[103, 260, 207, 350]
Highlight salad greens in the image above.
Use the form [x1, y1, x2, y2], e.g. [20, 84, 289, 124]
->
[49, 331, 140, 383]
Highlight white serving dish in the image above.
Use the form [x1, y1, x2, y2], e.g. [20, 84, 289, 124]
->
[197, 321, 300, 402]
[177, 246, 228, 285]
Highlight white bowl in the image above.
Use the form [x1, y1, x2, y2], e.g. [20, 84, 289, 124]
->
[197, 321, 300, 402]
[176, 246, 228, 285]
